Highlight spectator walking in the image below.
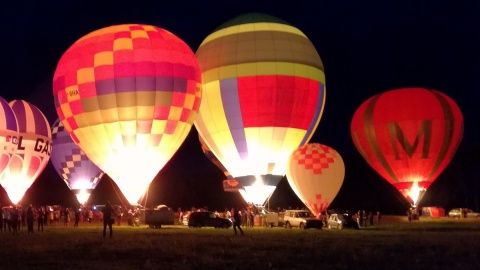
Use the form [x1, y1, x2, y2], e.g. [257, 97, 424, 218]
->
[102, 201, 114, 238]
[376, 211, 381, 224]
[231, 208, 244, 236]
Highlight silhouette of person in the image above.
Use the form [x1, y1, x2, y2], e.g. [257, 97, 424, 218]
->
[231, 208, 244, 236]
[102, 201, 114, 238]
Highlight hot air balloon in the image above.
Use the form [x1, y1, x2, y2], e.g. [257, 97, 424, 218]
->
[350, 88, 463, 206]
[50, 118, 104, 204]
[0, 100, 52, 204]
[53, 24, 201, 205]
[286, 143, 345, 217]
[194, 13, 326, 205]
[0, 97, 18, 179]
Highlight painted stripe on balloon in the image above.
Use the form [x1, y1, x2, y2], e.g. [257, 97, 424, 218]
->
[197, 30, 322, 72]
[351, 131, 370, 164]
[363, 95, 399, 183]
[300, 83, 325, 145]
[220, 78, 247, 159]
[10, 100, 50, 137]
[0, 99, 17, 131]
[202, 63, 324, 84]
[427, 90, 459, 181]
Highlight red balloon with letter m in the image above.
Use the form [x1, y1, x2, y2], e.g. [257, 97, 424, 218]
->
[350, 88, 463, 206]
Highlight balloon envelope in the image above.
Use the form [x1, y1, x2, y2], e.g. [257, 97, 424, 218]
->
[53, 24, 201, 204]
[0, 100, 52, 204]
[0, 97, 18, 179]
[350, 88, 463, 206]
[199, 135, 243, 193]
[287, 143, 345, 217]
[51, 118, 104, 204]
[194, 13, 326, 205]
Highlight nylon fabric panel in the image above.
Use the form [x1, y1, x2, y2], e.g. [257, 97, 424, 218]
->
[287, 144, 345, 217]
[350, 88, 463, 205]
[53, 24, 201, 204]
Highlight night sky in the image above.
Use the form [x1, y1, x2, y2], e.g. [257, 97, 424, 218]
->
[0, 1, 479, 214]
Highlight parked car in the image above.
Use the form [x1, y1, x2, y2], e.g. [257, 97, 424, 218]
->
[448, 208, 480, 218]
[188, 211, 232, 228]
[327, 213, 360, 230]
[283, 210, 323, 229]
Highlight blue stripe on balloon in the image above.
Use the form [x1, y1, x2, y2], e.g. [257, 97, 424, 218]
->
[0, 98, 17, 131]
[300, 82, 325, 146]
[220, 78, 248, 159]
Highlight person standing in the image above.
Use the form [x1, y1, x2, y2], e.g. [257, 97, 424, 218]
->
[26, 206, 34, 234]
[63, 207, 70, 227]
[102, 201, 114, 238]
[10, 207, 19, 235]
[231, 208, 244, 236]
[37, 207, 44, 232]
[74, 208, 80, 228]
[376, 211, 382, 225]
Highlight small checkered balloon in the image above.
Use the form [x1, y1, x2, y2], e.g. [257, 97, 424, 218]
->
[53, 24, 201, 204]
[286, 143, 345, 217]
[51, 118, 104, 202]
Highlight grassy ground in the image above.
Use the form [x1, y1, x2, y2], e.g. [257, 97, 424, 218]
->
[1, 216, 479, 269]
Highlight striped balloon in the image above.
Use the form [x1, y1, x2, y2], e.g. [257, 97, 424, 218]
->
[51, 118, 104, 204]
[0, 100, 51, 204]
[0, 97, 18, 178]
[351, 88, 464, 206]
[195, 13, 325, 205]
[53, 24, 201, 204]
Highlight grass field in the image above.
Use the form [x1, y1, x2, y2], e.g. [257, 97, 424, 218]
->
[1, 216, 479, 269]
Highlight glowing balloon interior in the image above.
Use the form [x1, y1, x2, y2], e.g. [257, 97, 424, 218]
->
[286, 143, 345, 217]
[0, 100, 52, 204]
[194, 13, 326, 205]
[51, 118, 104, 204]
[350, 88, 463, 206]
[53, 24, 201, 204]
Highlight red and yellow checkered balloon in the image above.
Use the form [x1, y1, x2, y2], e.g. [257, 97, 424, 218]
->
[287, 143, 345, 217]
[53, 24, 201, 204]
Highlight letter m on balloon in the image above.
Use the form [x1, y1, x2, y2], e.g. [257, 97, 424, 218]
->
[387, 120, 432, 160]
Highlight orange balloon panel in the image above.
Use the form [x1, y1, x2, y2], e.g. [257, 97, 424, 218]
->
[0, 100, 52, 204]
[53, 24, 201, 204]
[287, 143, 345, 217]
[350, 88, 463, 205]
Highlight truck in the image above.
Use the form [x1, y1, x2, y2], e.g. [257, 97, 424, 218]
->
[142, 205, 175, 228]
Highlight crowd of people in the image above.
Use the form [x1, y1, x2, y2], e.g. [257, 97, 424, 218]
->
[0, 203, 142, 235]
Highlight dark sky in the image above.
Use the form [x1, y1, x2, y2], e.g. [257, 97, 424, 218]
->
[0, 1, 479, 214]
